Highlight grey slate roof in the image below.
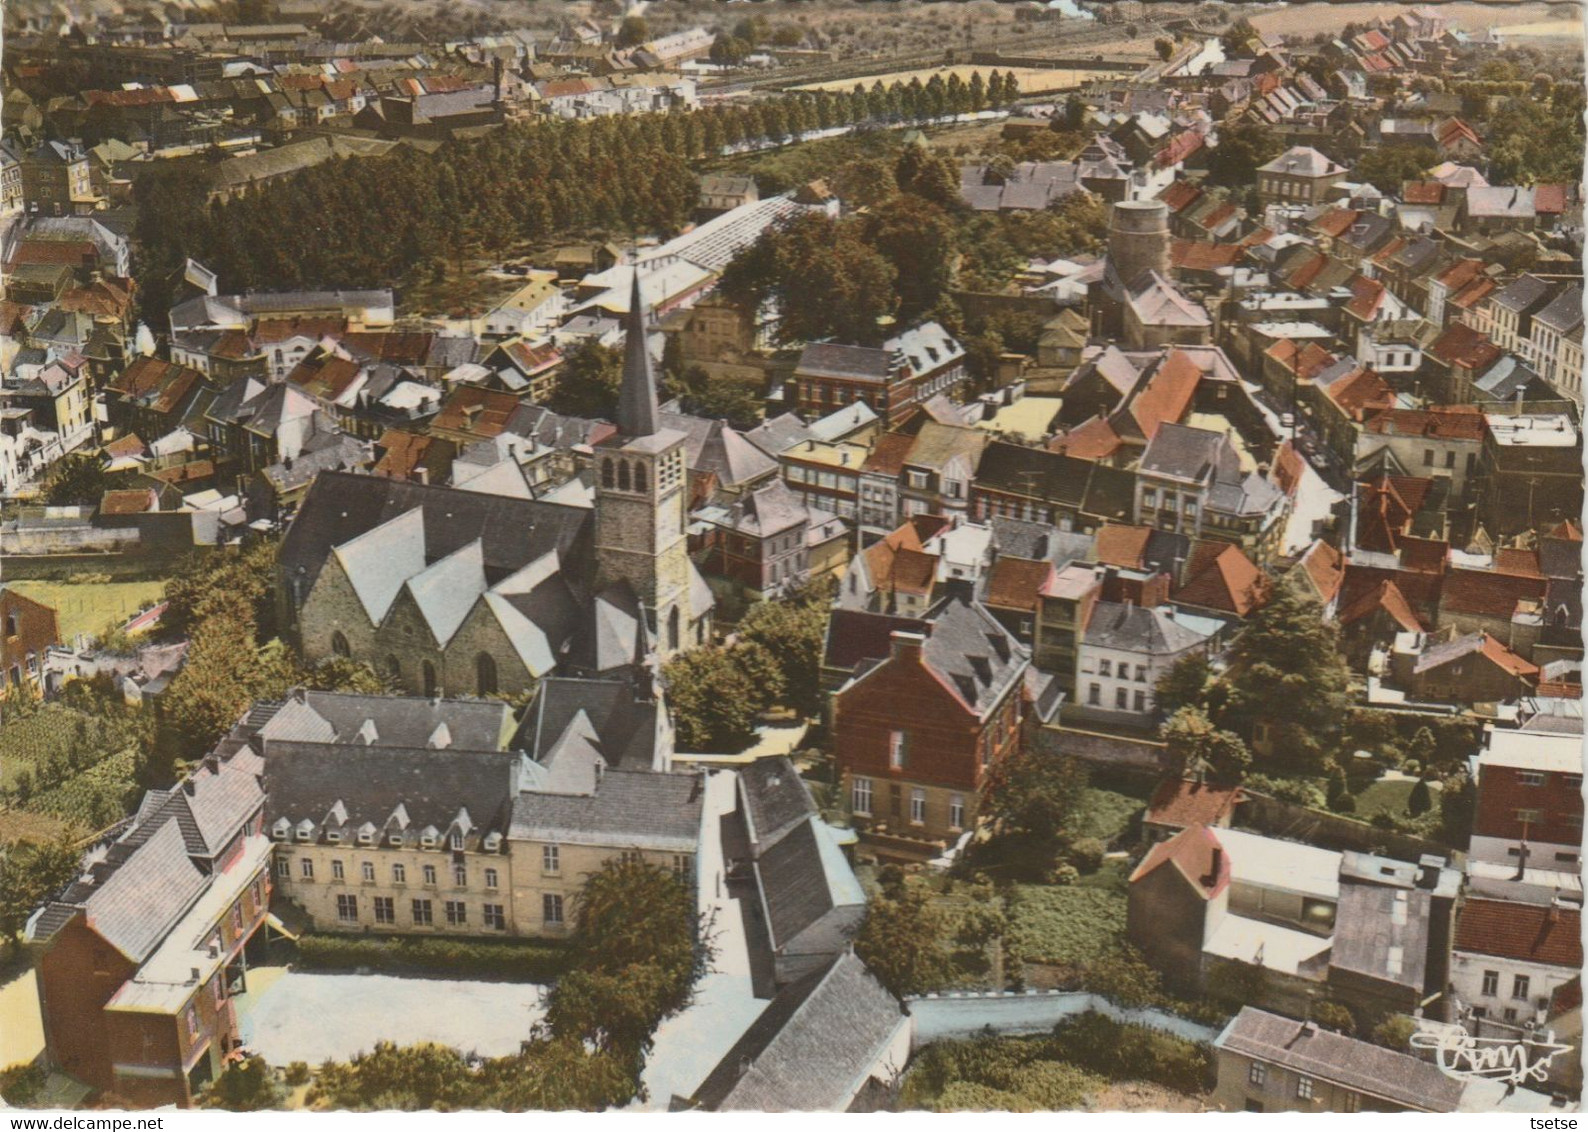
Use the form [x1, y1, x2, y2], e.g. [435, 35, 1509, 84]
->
[279, 470, 590, 596]
[1139, 422, 1238, 483]
[1489, 274, 1554, 314]
[738, 756, 818, 853]
[263, 742, 521, 843]
[507, 767, 703, 851]
[1533, 283, 1583, 335]
[269, 690, 515, 751]
[755, 815, 864, 952]
[1329, 879, 1430, 993]
[691, 951, 906, 1112]
[916, 595, 1029, 717]
[1216, 1007, 1464, 1111]
[744, 413, 816, 458]
[516, 675, 664, 770]
[989, 517, 1095, 568]
[796, 342, 893, 383]
[1084, 601, 1209, 655]
[82, 821, 208, 963]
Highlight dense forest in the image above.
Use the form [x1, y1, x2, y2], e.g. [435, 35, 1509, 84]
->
[131, 71, 1024, 325]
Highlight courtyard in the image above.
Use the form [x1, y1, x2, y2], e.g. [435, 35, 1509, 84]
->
[237, 969, 547, 1066]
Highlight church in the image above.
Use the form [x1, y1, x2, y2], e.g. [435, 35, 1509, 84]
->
[277, 273, 714, 698]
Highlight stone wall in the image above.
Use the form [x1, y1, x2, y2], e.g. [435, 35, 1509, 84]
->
[904, 989, 1219, 1049]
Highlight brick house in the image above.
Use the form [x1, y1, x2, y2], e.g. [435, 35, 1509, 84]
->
[1403, 631, 1538, 704]
[26, 747, 273, 1107]
[834, 596, 1029, 860]
[1, 586, 61, 697]
[1255, 146, 1345, 206]
[1468, 727, 1582, 868]
[791, 322, 967, 429]
[1450, 897, 1582, 1031]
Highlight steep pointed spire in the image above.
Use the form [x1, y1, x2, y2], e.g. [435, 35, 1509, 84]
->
[617, 267, 660, 438]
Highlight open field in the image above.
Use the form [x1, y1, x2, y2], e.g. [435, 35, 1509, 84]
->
[7, 579, 165, 643]
[795, 64, 1124, 96]
[1247, 1, 1577, 36]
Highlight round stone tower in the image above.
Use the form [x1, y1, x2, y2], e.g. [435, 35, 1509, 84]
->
[1108, 200, 1171, 286]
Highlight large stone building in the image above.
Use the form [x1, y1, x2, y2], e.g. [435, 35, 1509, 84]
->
[280, 272, 712, 694]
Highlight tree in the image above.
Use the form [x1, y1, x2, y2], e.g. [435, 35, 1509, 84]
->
[43, 454, 108, 507]
[662, 646, 762, 752]
[855, 884, 948, 997]
[673, 367, 763, 430]
[978, 748, 1089, 870]
[1085, 945, 1164, 1009]
[1154, 653, 1212, 717]
[1312, 1001, 1358, 1036]
[1353, 144, 1438, 194]
[1224, 581, 1351, 772]
[1438, 769, 1475, 847]
[709, 34, 751, 67]
[551, 341, 624, 419]
[308, 1043, 477, 1111]
[736, 590, 827, 715]
[1154, 37, 1175, 62]
[1220, 16, 1258, 56]
[1163, 706, 1251, 782]
[1372, 1015, 1418, 1052]
[0, 838, 80, 957]
[1206, 119, 1281, 189]
[1407, 775, 1433, 818]
[861, 195, 960, 324]
[202, 1056, 282, 1110]
[615, 15, 649, 48]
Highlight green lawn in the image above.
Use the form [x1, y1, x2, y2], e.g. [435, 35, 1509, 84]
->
[1006, 869, 1129, 968]
[1353, 776, 1441, 820]
[1069, 787, 1144, 845]
[8, 579, 166, 643]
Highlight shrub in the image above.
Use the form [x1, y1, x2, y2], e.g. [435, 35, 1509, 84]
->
[1050, 1012, 1214, 1094]
[0, 1063, 45, 1107]
[295, 934, 572, 981]
[1048, 863, 1080, 886]
[283, 1062, 311, 1087]
[1068, 838, 1106, 874]
[1311, 1001, 1357, 1035]
[1372, 1015, 1418, 1051]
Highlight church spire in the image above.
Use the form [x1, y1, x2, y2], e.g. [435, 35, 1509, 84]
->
[617, 267, 660, 438]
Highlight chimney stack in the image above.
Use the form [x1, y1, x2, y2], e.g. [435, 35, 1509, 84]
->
[890, 629, 926, 660]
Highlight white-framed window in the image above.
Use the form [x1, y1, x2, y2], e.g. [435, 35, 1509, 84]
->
[620, 849, 642, 866]
[483, 903, 506, 931]
[1518, 772, 1545, 786]
[450, 831, 464, 851]
[543, 844, 560, 875]
[543, 894, 564, 925]
[1115, 687, 1128, 710]
[331, 860, 344, 881]
[1513, 974, 1531, 1001]
[949, 794, 965, 829]
[300, 858, 314, 880]
[672, 854, 692, 879]
[852, 777, 874, 816]
[484, 867, 499, 890]
[373, 896, 395, 924]
[423, 864, 438, 885]
[889, 730, 907, 769]
[411, 899, 433, 926]
[276, 858, 290, 879]
[1248, 1062, 1266, 1087]
[1341, 1091, 1359, 1113]
[1296, 1076, 1313, 1100]
[910, 788, 926, 825]
[445, 900, 467, 927]
[1088, 684, 1101, 706]
[1099, 659, 1112, 677]
[1481, 970, 1499, 996]
[392, 863, 406, 884]
[361, 861, 375, 882]
[336, 894, 358, 923]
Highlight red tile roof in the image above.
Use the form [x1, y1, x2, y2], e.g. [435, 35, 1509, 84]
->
[1450, 276, 1496, 311]
[1176, 540, 1268, 617]
[98, 488, 156, 516]
[1434, 257, 1485, 290]
[1158, 179, 1202, 213]
[1338, 578, 1423, 632]
[1440, 567, 1547, 618]
[861, 431, 915, 476]
[1402, 180, 1445, 205]
[1266, 338, 1337, 382]
[1313, 207, 1360, 239]
[1270, 440, 1307, 498]
[1534, 183, 1569, 214]
[1494, 548, 1542, 577]
[1345, 275, 1386, 321]
[1298, 539, 1345, 604]
[1429, 322, 1502, 371]
[1548, 518, 1583, 542]
[1127, 349, 1201, 440]
[1171, 239, 1243, 272]
[1094, 523, 1154, 571]
[985, 556, 1055, 613]
[1146, 777, 1244, 831]
[1048, 415, 1123, 460]
[1323, 366, 1393, 419]
[1397, 535, 1449, 574]
[1128, 823, 1232, 899]
[1456, 899, 1582, 968]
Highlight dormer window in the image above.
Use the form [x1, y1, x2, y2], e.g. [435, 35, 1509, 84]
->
[271, 818, 290, 841]
[295, 819, 314, 842]
[357, 824, 375, 845]
[326, 829, 342, 843]
[421, 833, 438, 849]
[388, 833, 404, 847]
[449, 831, 464, 852]
[483, 832, 502, 852]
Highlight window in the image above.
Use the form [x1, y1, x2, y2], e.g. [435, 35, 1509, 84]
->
[300, 858, 314, 880]
[1444, 450, 1455, 468]
[1142, 488, 1157, 506]
[910, 788, 926, 825]
[543, 844, 560, 875]
[476, 652, 497, 696]
[1514, 808, 1544, 824]
[620, 849, 642, 866]
[852, 777, 873, 816]
[361, 861, 375, 882]
[253, 879, 265, 907]
[214, 975, 225, 1008]
[1513, 974, 1531, 1001]
[411, 899, 433, 926]
[484, 867, 499, 889]
[1088, 683, 1101, 706]
[1133, 690, 1147, 712]
[618, 461, 631, 491]
[392, 863, 406, 884]
[422, 660, 438, 698]
[330, 630, 350, 658]
[444, 900, 467, 927]
[1115, 687, 1128, 710]
[1504, 1007, 1518, 1023]
[1423, 448, 1434, 467]
[1518, 772, 1545, 787]
[422, 865, 438, 886]
[543, 894, 564, 925]
[950, 794, 965, 829]
[889, 730, 907, 769]
[374, 897, 395, 924]
[1099, 659, 1112, 677]
[672, 854, 692, 879]
[1296, 1077, 1314, 1100]
[453, 863, 467, 886]
[1481, 970, 1499, 996]
[1135, 665, 1147, 682]
[331, 859, 344, 881]
[185, 1005, 199, 1040]
[1566, 775, 1583, 789]
[336, 894, 359, 923]
[483, 903, 506, 931]
[1248, 1063, 1266, 1087]
[276, 858, 290, 878]
[1341, 1091, 1360, 1113]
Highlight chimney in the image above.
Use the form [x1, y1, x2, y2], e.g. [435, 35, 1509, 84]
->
[183, 777, 196, 796]
[890, 629, 926, 660]
[189, 967, 201, 983]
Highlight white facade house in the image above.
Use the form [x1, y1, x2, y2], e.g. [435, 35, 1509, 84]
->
[1076, 601, 1213, 723]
